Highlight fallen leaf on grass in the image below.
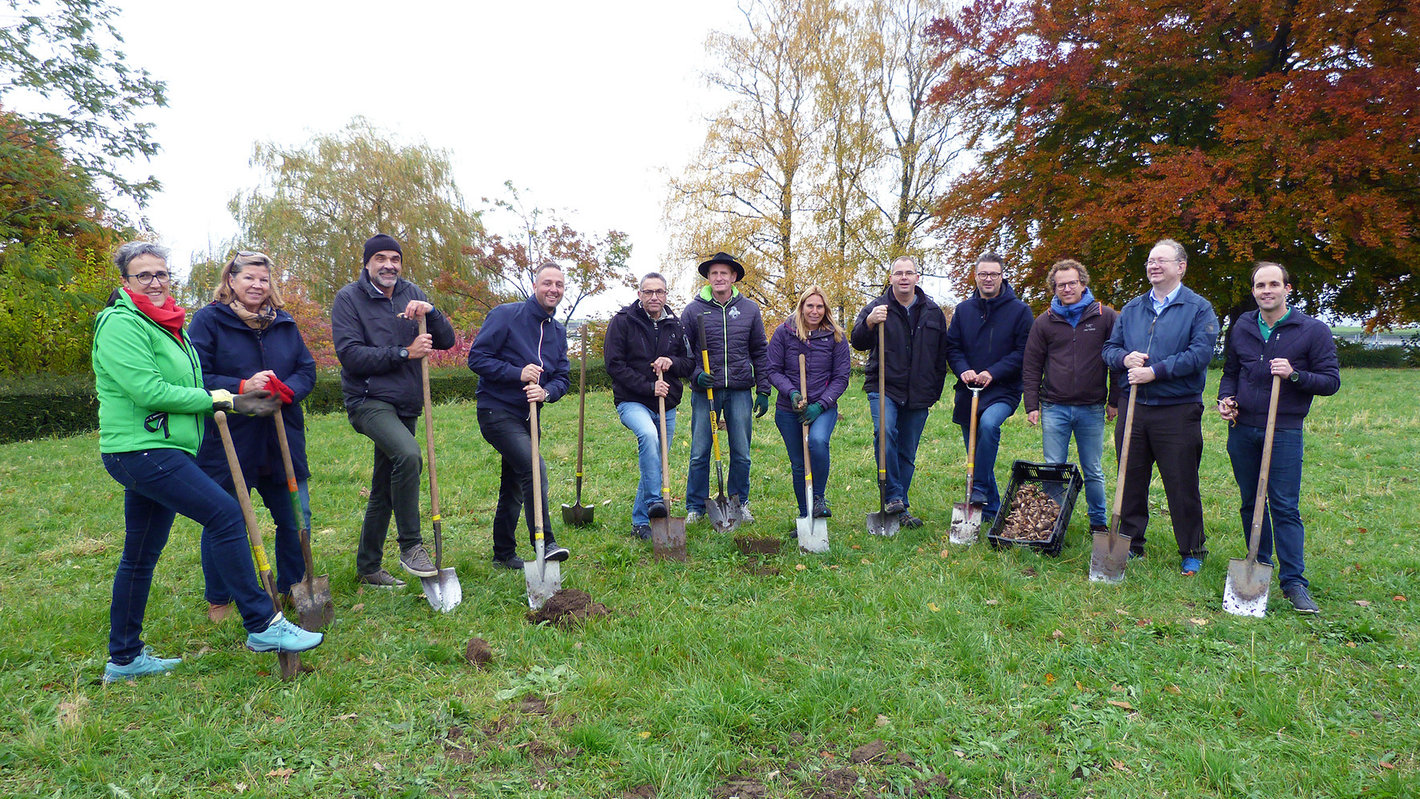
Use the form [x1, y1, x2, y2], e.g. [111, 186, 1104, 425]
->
[1045, 673, 1056, 685]
[1380, 761, 1395, 770]
[234, 783, 247, 793]
[851, 544, 861, 550]
[350, 603, 365, 613]
[939, 549, 950, 558]
[373, 762, 386, 772]
[984, 599, 999, 606]
[1107, 700, 1135, 711]
[1111, 759, 1132, 773]
[1164, 685, 1181, 695]
[1051, 629, 1064, 639]
[1355, 600, 1371, 607]
[1394, 595, 1407, 602]
[638, 731, 651, 739]
[860, 558, 872, 565]
[1348, 730, 1360, 737]
[266, 768, 293, 779]
[333, 713, 357, 721]
[1135, 618, 1151, 626]
[1345, 539, 1355, 545]
[953, 749, 966, 758]
[272, 716, 284, 724]
[1189, 618, 1210, 626]
[875, 714, 891, 727]
[1116, 609, 1130, 616]
[795, 564, 806, 571]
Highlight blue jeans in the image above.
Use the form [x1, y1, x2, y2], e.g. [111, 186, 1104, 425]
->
[102, 449, 276, 663]
[616, 401, 676, 526]
[1041, 402, 1107, 526]
[1227, 424, 1307, 588]
[774, 407, 838, 516]
[201, 473, 305, 604]
[958, 401, 1016, 517]
[686, 388, 753, 512]
[867, 393, 930, 508]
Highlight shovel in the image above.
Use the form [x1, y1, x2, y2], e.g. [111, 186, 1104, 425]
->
[214, 411, 302, 681]
[698, 314, 741, 533]
[561, 323, 595, 526]
[418, 316, 461, 613]
[272, 408, 332, 631]
[650, 366, 687, 561]
[1223, 374, 1282, 617]
[795, 354, 828, 553]
[865, 323, 899, 537]
[525, 388, 562, 610]
[949, 384, 985, 545]
[1089, 384, 1137, 584]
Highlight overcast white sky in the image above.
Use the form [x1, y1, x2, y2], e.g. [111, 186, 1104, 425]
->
[110, 0, 751, 312]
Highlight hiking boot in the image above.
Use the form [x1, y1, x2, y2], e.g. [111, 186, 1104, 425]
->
[543, 543, 570, 562]
[399, 544, 438, 578]
[246, 615, 323, 654]
[685, 511, 706, 524]
[1089, 524, 1109, 535]
[492, 554, 525, 570]
[900, 511, 924, 528]
[738, 503, 755, 524]
[647, 500, 668, 519]
[1283, 583, 1319, 615]
[357, 569, 406, 589]
[632, 524, 652, 541]
[1180, 556, 1203, 576]
[884, 498, 906, 515]
[104, 646, 181, 683]
[813, 497, 832, 518]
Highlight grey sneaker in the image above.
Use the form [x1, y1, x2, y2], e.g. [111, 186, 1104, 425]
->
[1283, 583, 1319, 615]
[900, 511, 924, 528]
[738, 503, 755, 524]
[357, 569, 406, 589]
[399, 544, 438, 578]
[685, 511, 706, 524]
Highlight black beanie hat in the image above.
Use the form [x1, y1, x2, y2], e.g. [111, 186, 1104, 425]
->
[363, 234, 402, 265]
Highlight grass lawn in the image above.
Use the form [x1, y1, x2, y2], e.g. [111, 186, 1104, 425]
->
[0, 370, 1416, 798]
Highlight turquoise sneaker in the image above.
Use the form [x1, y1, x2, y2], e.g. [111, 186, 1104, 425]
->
[246, 615, 323, 653]
[104, 646, 181, 683]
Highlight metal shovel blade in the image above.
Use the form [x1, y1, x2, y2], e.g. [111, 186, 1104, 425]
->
[561, 502, 594, 527]
[709, 495, 741, 534]
[948, 502, 982, 545]
[650, 516, 687, 561]
[1223, 557, 1272, 618]
[290, 574, 334, 632]
[797, 515, 829, 553]
[865, 510, 898, 537]
[524, 558, 562, 611]
[1088, 531, 1130, 584]
[421, 566, 462, 613]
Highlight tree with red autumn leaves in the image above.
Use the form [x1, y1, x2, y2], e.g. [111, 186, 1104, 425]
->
[927, 0, 1419, 326]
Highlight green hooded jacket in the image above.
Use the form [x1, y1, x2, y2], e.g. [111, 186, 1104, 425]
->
[92, 291, 213, 455]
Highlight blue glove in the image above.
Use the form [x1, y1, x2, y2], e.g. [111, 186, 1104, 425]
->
[799, 402, 823, 425]
[695, 372, 714, 389]
[754, 392, 770, 418]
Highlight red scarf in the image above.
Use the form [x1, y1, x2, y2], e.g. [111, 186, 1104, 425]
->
[123, 287, 187, 341]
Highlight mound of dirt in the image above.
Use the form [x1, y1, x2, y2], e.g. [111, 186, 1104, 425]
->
[465, 637, 492, 668]
[621, 785, 657, 799]
[527, 589, 610, 627]
[850, 739, 886, 763]
[711, 776, 767, 799]
[735, 536, 782, 555]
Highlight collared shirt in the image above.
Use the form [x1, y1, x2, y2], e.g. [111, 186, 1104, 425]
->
[1149, 283, 1183, 316]
[1258, 308, 1291, 341]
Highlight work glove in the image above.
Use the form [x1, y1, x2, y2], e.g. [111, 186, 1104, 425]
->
[266, 375, 296, 405]
[754, 391, 770, 418]
[695, 371, 714, 389]
[798, 402, 824, 426]
[789, 390, 803, 409]
[212, 389, 280, 417]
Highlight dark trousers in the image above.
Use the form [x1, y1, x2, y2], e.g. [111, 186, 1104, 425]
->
[477, 405, 555, 559]
[202, 473, 304, 603]
[102, 449, 276, 663]
[349, 400, 423, 576]
[1113, 401, 1207, 557]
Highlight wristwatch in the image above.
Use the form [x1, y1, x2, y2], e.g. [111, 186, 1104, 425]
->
[399, 347, 410, 360]
[1288, 370, 1301, 383]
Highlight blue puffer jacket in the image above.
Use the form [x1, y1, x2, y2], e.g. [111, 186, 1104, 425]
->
[468, 295, 570, 414]
[190, 302, 317, 487]
[945, 281, 1034, 426]
[1218, 309, 1340, 430]
[1103, 285, 1219, 406]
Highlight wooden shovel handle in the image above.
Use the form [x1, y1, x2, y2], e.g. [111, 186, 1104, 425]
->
[1245, 374, 1284, 561]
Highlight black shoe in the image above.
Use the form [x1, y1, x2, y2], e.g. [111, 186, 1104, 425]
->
[647, 501, 668, 519]
[1283, 583, 1319, 614]
[543, 544, 570, 562]
[492, 554, 524, 570]
[1128, 548, 1145, 560]
[1089, 524, 1109, 535]
[632, 524, 652, 541]
[812, 497, 832, 518]
[884, 498, 906, 515]
[900, 511, 924, 528]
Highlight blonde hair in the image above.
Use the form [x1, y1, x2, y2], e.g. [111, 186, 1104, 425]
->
[212, 250, 284, 308]
[793, 285, 845, 342]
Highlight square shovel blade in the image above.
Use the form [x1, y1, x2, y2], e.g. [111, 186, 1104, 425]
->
[1223, 558, 1272, 618]
[1088, 531, 1130, 584]
[525, 559, 562, 610]
[865, 510, 898, 537]
[948, 503, 982, 545]
[797, 515, 828, 553]
[651, 516, 687, 561]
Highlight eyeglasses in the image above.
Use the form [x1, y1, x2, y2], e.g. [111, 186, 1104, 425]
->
[127, 271, 171, 286]
[1054, 280, 1080, 290]
[639, 289, 668, 297]
[890, 270, 917, 278]
[976, 271, 1002, 279]
[1145, 257, 1179, 266]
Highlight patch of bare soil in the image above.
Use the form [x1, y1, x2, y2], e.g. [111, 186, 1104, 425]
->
[620, 785, 657, 799]
[710, 775, 768, 799]
[742, 556, 780, 576]
[735, 536, 782, 555]
[911, 774, 961, 797]
[850, 739, 886, 763]
[465, 637, 492, 667]
[519, 696, 548, 715]
[527, 589, 610, 626]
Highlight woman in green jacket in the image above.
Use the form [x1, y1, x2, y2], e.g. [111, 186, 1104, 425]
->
[93, 242, 323, 682]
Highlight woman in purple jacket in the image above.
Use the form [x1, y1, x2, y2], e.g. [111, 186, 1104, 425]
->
[767, 286, 851, 520]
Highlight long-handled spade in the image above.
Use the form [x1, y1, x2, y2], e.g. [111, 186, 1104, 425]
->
[697, 314, 741, 533]
[214, 411, 302, 681]
[650, 365, 687, 561]
[272, 408, 332, 631]
[865, 323, 899, 537]
[525, 386, 562, 609]
[418, 316, 461, 613]
[796, 354, 829, 553]
[949, 384, 985, 545]
[561, 323, 595, 526]
[1224, 374, 1283, 617]
[1089, 384, 1138, 583]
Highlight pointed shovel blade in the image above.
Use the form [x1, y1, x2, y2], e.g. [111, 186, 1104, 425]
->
[561, 502, 595, 526]
[1223, 557, 1272, 618]
[291, 575, 334, 631]
[525, 559, 562, 610]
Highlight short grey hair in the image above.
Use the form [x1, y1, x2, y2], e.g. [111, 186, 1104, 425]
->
[639, 272, 667, 289]
[1154, 238, 1188, 263]
[113, 241, 170, 277]
[891, 255, 918, 271]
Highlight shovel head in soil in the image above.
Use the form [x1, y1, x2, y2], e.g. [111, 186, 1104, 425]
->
[865, 509, 898, 537]
[1223, 557, 1272, 618]
[949, 502, 983, 545]
[525, 558, 562, 610]
[420, 566, 463, 613]
[290, 573, 333, 632]
[708, 493, 741, 534]
[796, 515, 828, 553]
[561, 501, 594, 526]
[650, 516, 687, 561]
[1088, 531, 1130, 584]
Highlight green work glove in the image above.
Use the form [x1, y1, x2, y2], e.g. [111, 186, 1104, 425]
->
[799, 402, 824, 426]
[789, 390, 803, 409]
[695, 371, 714, 389]
[754, 391, 770, 418]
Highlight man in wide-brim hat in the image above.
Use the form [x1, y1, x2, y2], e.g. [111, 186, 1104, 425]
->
[683, 251, 770, 524]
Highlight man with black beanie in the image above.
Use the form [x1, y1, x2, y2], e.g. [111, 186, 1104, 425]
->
[332, 233, 456, 587]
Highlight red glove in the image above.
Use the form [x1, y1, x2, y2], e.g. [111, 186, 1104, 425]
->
[266, 374, 296, 405]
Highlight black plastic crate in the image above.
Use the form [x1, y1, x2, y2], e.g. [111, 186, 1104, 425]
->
[986, 460, 1083, 557]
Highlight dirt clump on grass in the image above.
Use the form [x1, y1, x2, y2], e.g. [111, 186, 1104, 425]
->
[464, 637, 492, 667]
[710, 775, 768, 798]
[742, 557, 780, 576]
[735, 536, 782, 555]
[519, 695, 549, 714]
[849, 739, 886, 763]
[621, 785, 657, 799]
[526, 589, 609, 626]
